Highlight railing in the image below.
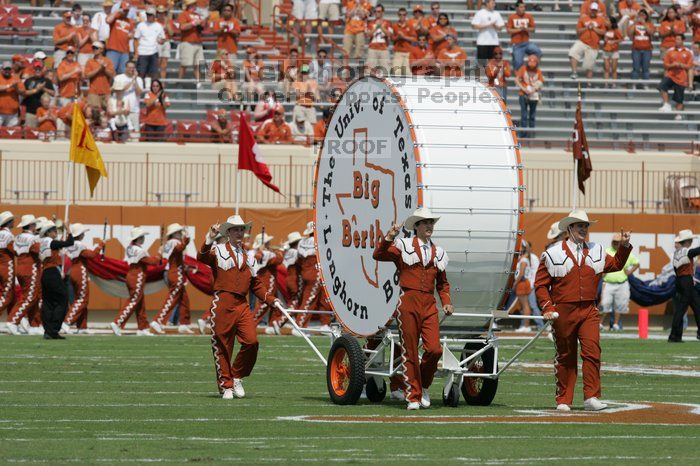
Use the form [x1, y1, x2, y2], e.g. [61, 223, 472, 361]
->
[1, 156, 698, 213]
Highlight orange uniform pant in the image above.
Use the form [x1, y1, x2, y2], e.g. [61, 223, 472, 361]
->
[253, 274, 281, 326]
[396, 289, 442, 404]
[0, 260, 16, 317]
[297, 279, 331, 327]
[64, 263, 90, 329]
[551, 301, 602, 405]
[209, 291, 259, 391]
[8, 262, 41, 326]
[154, 267, 191, 325]
[114, 270, 149, 330]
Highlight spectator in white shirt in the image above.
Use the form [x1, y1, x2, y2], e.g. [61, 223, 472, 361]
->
[69, 3, 84, 27]
[308, 49, 333, 96]
[291, 113, 314, 144]
[113, 61, 144, 139]
[91, 0, 113, 43]
[134, 7, 165, 80]
[471, 0, 505, 63]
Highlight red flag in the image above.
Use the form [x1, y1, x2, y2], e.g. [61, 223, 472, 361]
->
[237, 112, 281, 194]
[572, 100, 592, 194]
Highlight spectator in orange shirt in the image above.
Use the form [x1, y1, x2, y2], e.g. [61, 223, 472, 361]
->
[507, 1, 541, 71]
[313, 108, 330, 143]
[281, 47, 301, 96]
[36, 94, 58, 139]
[366, 4, 393, 75]
[84, 41, 116, 110]
[691, 1, 700, 44]
[659, 7, 686, 55]
[57, 95, 90, 129]
[77, 13, 96, 67]
[253, 90, 279, 122]
[177, 0, 206, 81]
[256, 106, 293, 144]
[430, 13, 457, 55]
[143, 79, 170, 141]
[57, 47, 82, 107]
[208, 109, 233, 143]
[426, 1, 441, 29]
[437, 35, 467, 76]
[407, 4, 430, 37]
[11, 55, 30, 80]
[658, 34, 694, 118]
[212, 4, 241, 54]
[410, 33, 437, 75]
[343, 0, 371, 59]
[243, 47, 265, 102]
[602, 18, 623, 84]
[0, 61, 23, 127]
[106, 2, 134, 74]
[568, 2, 606, 79]
[516, 54, 544, 138]
[292, 64, 319, 124]
[210, 49, 238, 103]
[486, 46, 511, 102]
[392, 8, 417, 75]
[581, 0, 607, 17]
[628, 9, 654, 82]
[54, 11, 78, 70]
[617, 0, 641, 35]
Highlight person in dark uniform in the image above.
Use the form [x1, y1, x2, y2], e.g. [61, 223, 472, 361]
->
[669, 229, 700, 342]
[38, 221, 74, 339]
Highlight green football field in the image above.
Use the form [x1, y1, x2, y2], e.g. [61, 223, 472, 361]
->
[1, 333, 698, 464]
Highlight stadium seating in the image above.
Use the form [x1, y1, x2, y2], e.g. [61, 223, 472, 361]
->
[0, 0, 697, 147]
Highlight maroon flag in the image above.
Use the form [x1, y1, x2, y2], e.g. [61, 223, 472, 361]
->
[572, 100, 592, 194]
[237, 112, 281, 194]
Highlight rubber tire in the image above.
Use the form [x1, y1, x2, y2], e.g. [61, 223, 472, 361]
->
[460, 342, 499, 406]
[365, 377, 387, 403]
[442, 382, 460, 407]
[326, 335, 365, 405]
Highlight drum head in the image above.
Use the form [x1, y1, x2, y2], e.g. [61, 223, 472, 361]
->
[314, 76, 522, 337]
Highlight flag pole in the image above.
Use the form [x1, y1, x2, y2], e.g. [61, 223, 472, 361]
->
[235, 106, 243, 215]
[64, 160, 73, 226]
[572, 84, 582, 210]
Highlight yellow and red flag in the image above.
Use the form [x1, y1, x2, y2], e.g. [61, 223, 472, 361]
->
[69, 104, 107, 197]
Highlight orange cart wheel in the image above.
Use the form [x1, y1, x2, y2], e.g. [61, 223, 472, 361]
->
[326, 335, 365, 405]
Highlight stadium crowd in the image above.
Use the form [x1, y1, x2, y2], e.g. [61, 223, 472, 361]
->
[0, 0, 699, 138]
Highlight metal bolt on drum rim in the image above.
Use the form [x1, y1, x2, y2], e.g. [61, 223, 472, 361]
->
[330, 348, 350, 396]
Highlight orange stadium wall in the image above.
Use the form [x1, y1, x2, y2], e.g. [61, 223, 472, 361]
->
[3, 205, 696, 316]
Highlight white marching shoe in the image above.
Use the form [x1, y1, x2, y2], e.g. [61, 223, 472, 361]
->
[149, 321, 164, 334]
[515, 325, 532, 333]
[406, 401, 421, 411]
[7, 323, 20, 335]
[19, 317, 30, 333]
[60, 322, 71, 334]
[420, 390, 431, 408]
[28, 326, 44, 335]
[232, 378, 245, 398]
[291, 328, 304, 337]
[318, 324, 331, 333]
[264, 326, 276, 335]
[178, 325, 194, 334]
[272, 320, 281, 335]
[584, 397, 608, 411]
[136, 329, 155, 337]
[556, 404, 571, 412]
[197, 318, 207, 335]
[110, 322, 122, 336]
[77, 328, 93, 334]
[390, 390, 405, 401]
[222, 388, 234, 400]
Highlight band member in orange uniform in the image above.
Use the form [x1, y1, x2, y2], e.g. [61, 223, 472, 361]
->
[198, 215, 280, 399]
[535, 210, 632, 412]
[668, 229, 700, 342]
[0, 211, 16, 320]
[38, 220, 74, 339]
[151, 223, 193, 334]
[248, 232, 283, 333]
[296, 222, 333, 331]
[373, 207, 453, 410]
[197, 231, 227, 334]
[7, 215, 42, 335]
[111, 227, 161, 336]
[62, 223, 104, 333]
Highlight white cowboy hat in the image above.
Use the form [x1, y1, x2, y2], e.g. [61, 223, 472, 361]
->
[674, 229, 697, 243]
[112, 80, 127, 92]
[303, 221, 314, 236]
[0, 211, 14, 227]
[18, 214, 36, 228]
[252, 233, 274, 249]
[70, 223, 90, 237]
[286, 231, 303, 245]
[39, 220, 56, 236]
[220, 215, 252, 235]
[546, 221, 562, 240]
[130, 227, 148, 241]
[404, 207, 440, 231]
[165, 223, 185, 238]
[557, 209, 597, 232]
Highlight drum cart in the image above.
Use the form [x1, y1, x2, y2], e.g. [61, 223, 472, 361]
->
[274, 303, 557, 406]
